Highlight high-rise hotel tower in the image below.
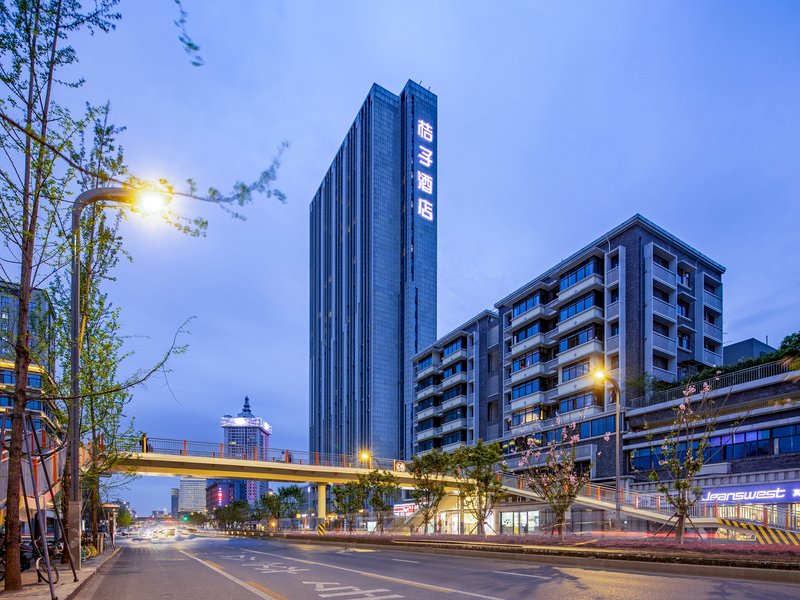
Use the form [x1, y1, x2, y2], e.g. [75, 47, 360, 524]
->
[310, 81, 438, 460]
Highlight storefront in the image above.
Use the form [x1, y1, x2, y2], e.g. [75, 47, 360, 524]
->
[700, 480, 800, 529]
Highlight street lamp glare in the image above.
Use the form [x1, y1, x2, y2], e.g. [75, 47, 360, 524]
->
[360, 451, 370, 462]
[136, 191, 171, 214]
[593, 369, 607, 381]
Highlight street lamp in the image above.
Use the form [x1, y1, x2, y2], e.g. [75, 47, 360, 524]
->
[359, 451, 371, 468]
[69, 186, 170, 566]
[593, 369, 623, 531]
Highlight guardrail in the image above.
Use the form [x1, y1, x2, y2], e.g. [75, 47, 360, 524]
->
[141, 437, 401, 471]
[628, 358, 799, 410]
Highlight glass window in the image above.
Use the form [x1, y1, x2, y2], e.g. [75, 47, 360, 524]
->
[443, 338, 465, 357]
[512, 350, 542, 373]
[559, 293, 599, 322]
[512, 292, 542, 318]
[511, 379, 542, 400]
[559, 257, 601, 291]
[561, 360, 590, 382]
[513, 321, 542, 344]
[418, 355, 433, 371]
[559, 325, 602, 352]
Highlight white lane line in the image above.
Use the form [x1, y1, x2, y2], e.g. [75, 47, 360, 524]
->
[492, 570, 550, 580]
[241, 548, 505, 600]
[180, 550, 280, 599]
[390, 559, 420, 564]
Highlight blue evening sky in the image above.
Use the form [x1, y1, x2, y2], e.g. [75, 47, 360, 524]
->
[66, 1, 800, 514]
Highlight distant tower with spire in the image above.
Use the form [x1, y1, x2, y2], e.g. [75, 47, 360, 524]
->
[219, 396, 272, 506]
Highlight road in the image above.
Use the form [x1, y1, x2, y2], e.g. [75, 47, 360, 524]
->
[74, 534, 800, 600]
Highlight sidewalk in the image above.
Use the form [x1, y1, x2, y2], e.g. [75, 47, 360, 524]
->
[0, 548, 119, 599]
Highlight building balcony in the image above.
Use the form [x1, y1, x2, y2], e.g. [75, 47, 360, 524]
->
[606, 334, 619, 353]
[607, 301, 619, 320]
[557, 404, 603, 426]
[440, 347, 467, 367]
[522, 443, 597, 467]
[557, 306, 604, 337]
[606, 266, 619, 285]
[558, 373, 598, 397]
[441, 371, 468, 389]
[415, 426, 442, 442]
[509, 362, 547, 385]
[557, 273, 604, 306]
[652, 332, 677, 355]
[703, 349, 722, 366]
[652, 263, 676, 289]
[442, 418, 468, 434]
[415, 405, 440, 421]
[442, 440, 466, 453]
[509, 391, 545, 414]
[441, 394, 468, 411]
[416, 363, 438, 380]
[677, 284, 695, 300]
[507, 302, 557, 331]
[652, 366, 676, 383]
[704, 321, 723, 341]
[703, 290, 722, 312]
[677, 314, 695, 330]
[652, 298, 676, 322]
[557, 339, 604, 367]
[416, 384, 441, 401]
[508, 332, 548, 358]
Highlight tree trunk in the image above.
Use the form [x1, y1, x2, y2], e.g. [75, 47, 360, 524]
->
[675, 512, 686, 545]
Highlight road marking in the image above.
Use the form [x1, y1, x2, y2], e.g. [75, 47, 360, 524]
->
[389, 559, 419, 564]
[180, 550, 281, 599]
[248, 581, 290, 600]
[492, 570, 550, 580]
[241, 548, 505, 599]
[205, 560, 226, 570]
[303, 581, 403, 599]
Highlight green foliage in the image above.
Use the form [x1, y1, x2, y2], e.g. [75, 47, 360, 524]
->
[407, 450, 452, 534]
[332, 481, 368, 533]
[255, 493, 282, 527]
[116, 505, 133, 529]
[452, 440, 506, 536]
[358, 469, 399, 534]
[214, 501, 250, 529]
[186, 512, 207, 526]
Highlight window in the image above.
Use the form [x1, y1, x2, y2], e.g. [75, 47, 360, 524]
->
[443, 407, 466, 423]
[416, 418, 436, 432]
[417, 439, 437, 452]
[678, 301, 690, 318]
[653, 254, 670, 269]
[558, 324, 602, 352]
[416, 375, 438, 392]
[443, 338, 465, 357]
[443, 430, 467, 446]
[559, 257, 601, 291]
[678, 269, 691, 287]
[609, 288, 619, 303]
[512, 407, 538, 426]
[653, 320, 670, 337]
[487, 401, 497, 421]
[610, 322, 620, 336]
[443, 362, 465, 379]
[512, 292, 543, 318]
[417, 355, 433, 371]
[443, 385, 466, 401]
[513, 321, 542, 344]
[511, 379, 542, 400]
[704, 338, 718, 352]
[559, 293, 599, 322]
[561, 360, 590, 382]
[653, 287, 670, 303]
[653, 355, 669, 370]
[558, 391, 601, 414]
[609, 255, 619, 269]
[704, 281, 718, 295]
[610, 354, 620, 369]
[678, 333, 691, 350]
[704, 311, 716, 325]
[512, 350, 543, 373]
[417, 397, 438, 412]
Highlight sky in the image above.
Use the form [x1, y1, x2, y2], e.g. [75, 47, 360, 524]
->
[58, 0, 800, 514]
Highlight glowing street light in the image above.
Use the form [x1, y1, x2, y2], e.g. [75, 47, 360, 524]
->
[594, 369, 623, 530]
[69, 186, 171, 566]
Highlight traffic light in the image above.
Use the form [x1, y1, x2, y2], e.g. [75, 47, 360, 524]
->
[183, 515, 188, 522]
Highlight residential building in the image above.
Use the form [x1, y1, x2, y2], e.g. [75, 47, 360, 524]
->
[170, 488, 179, 518]
[310, 80, 438, 461]
[723, 338, 776, 365]
[221, 397, 271, 505]
[178, 478, 206, 514]
[206, 480, 248, 513]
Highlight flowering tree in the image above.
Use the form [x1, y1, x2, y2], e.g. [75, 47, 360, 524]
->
[452, 440, 506, 536]
[641, 382, 729, 544]
[522, 422, 592, 539]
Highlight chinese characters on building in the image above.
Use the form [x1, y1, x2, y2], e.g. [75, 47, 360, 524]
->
[416, 119, 435, 221]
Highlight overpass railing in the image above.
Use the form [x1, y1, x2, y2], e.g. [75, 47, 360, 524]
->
[141, 436, 401, 471]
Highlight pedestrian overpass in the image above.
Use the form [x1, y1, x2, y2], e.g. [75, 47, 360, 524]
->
[109, 436, 799, 538]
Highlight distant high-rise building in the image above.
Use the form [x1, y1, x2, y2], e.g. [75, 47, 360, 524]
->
[178, 478, 206, 513]
[170, 488, 179, 518]
[221, 397, 271, 505]
[309, 80, 438, 461]
[206, 480, 247, 513]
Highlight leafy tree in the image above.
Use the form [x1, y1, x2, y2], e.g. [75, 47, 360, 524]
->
[332, 481, 368, 533]
[186, 512, 207, 526]
[116, 505, 133, 529]
[452, 440, 506, 536]
[215, 500, 250, 529]
[256, 492, 282, 529]
[522, 423, 592, 540]
[359, 470, 399, 534]
[407, 450, 451, 534]
[278, 484, 304, 529]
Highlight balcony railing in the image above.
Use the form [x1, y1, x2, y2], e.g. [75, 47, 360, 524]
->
[628, 358, 799, 410]
[652, 263, 676, 288]
[606, 267, 619, 285]
[652, 298, 676, 321]
[703, 290, 722, 312]
[652, 332, 676, 354]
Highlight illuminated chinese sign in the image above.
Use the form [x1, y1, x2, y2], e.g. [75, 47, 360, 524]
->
[393, 502, 418, 516]
[415, 118, 435, 222]
[699, 481, 800, 504]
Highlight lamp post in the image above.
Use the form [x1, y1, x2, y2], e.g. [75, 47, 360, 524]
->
[594, 370, 623, 531]
[69, 187, 168, 566]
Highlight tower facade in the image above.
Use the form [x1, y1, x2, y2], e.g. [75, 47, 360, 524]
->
[221, 396, 271, 505]
[309, 80, 438, 460]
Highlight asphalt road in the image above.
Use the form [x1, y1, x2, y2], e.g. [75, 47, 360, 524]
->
[74, 534, 800, 600]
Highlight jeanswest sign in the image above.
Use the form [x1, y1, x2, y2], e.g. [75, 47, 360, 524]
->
[700, 481, 800, 504]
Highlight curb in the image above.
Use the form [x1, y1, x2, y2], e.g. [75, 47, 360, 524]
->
[221, 531, 800, 586]
[63, 547, 120, 600]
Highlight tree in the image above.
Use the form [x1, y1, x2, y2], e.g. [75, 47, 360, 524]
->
[359, 470, 399, 534]
[186, 512, 207, 526]
[278, 485, 304, 529]
[256, 492, 282, 529]
[331, 481, 367, 533]
[522, 423, 592, 540]
[452, 440, 506, 536]
[407, 450, 451, 534]
[639, 383, 732, 544]
[214, 501, 250, 529]
[116, 505, 133, 529]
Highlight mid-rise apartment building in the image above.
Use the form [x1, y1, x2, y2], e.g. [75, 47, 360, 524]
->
[310, 80, 438, 460]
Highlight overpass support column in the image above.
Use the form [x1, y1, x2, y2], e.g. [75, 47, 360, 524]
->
[317, 484, 326, 523]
